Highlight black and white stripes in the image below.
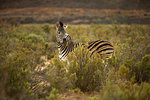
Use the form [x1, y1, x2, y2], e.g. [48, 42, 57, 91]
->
[57, 39, 114, 60]
[56, 21, 114, 61]
[88, 40, 114, 58]
[57, 40, 79, 60]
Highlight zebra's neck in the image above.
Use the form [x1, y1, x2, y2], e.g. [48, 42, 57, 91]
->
[57, 41, 80, 61]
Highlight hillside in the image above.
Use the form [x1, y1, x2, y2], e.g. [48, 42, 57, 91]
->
[0, 0, 150, 10]
[0, 7, 150, 24]
[0, 0, 150, 24]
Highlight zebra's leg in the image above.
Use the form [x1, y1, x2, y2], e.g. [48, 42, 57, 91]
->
[101, 60, 109, 85]
[63, 60, 70, 73]
[64, 67, 68, 73]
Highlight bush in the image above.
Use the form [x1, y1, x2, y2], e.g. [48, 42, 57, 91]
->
[42, 24, 51, 34]
[139, 54, 150, 82]
[0, 46, 38, 100]
[25, 33, 44, 43]
[47, 45, 104, 92]
[46, 57, 72, 92]
[46, 88, 61, 100]
[93, 80, 150, 100]
[0, 23, 43, 100]
[118, 65, 130, 80]
[67, 45, 104, 92]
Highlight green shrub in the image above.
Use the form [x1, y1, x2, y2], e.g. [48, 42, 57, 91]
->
[139, 54, 150, 82]
[67, 45, 104, 92]
[138, 82, 150, 100]
[0, 47, 37, 100]
[47, 57, 72, 92]
[100, 80, 127, 100]
[47, 45, 104, 92]
[42, 24, 51, 34]
[118, 65, 130, 80]
[46, 88, 61, 100]
[89, 96, 99, 100]
[45, 42, 57, 59]
[95, 80, 150, 100]
[25, 33, 44, 43]
[0, 23, 43, 100]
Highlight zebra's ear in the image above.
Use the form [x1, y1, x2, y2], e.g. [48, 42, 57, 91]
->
[59, 21, 64, 27]
[56, 21, 64, 28]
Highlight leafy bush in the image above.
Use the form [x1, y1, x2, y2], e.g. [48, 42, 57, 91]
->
[66, 45, 104, 92]
[0, 23, 45, 100]
[47, 45, 104, 92]
[46, 57, 72, 92]
[89, 68, 150, 100]
[124, 54, 150, 83]
[118, 65, 130, 80]
[96, 80, 150, 100]
[42, 24, 51, 34]
[46, 88, 61, 100]
[25, 33, 44, 43]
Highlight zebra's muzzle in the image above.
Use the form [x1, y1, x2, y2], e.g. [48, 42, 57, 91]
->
[63, 38, 66, 42]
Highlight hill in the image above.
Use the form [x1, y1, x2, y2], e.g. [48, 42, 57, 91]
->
[0, 0, 150, 24]
[0, 7, 150, 24]
[0, 0, 150, 10]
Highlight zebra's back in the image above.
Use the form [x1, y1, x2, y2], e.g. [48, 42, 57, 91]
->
[57, 40, 114, 60]
[88, 40, 114, 58]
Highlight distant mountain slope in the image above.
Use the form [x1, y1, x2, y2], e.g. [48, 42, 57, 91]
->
[0, 0, 150, 10]
[0, 8, 150, 24]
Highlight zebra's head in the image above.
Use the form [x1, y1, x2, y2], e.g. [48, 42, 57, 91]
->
[56, 21, 70, 44]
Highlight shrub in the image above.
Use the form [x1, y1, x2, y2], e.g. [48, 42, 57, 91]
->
[46, 57, 72, 92]
[139, 54, 150, 82]
[42, 24, 51, 33]
[25, 33, 44, 43]
[67, 45, 104, 92]
[0, 23, 43, 100]
[118, 65, 130, 80]
[99, 80, 127, 100]
[45, 42, 57, 59]
[47, 45, 104, 92]
[46, 88, 61, 100]
[134, 54, 150, 83]
[94, 80, 150, 100]
[89, 96, 99, 100]
[0, 46, 37, 100]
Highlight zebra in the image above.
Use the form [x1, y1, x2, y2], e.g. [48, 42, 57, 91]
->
[56, 21, 114, 61]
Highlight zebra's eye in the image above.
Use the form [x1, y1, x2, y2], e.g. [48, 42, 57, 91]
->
[58, 31, 60, 34]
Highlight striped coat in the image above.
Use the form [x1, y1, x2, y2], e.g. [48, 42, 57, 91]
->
[57, 39, 114, 60]
[56, 21, 114, 61]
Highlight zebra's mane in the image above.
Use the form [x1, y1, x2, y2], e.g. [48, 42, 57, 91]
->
[57, 39, 79, 60]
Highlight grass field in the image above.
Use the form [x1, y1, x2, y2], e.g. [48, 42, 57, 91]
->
[0, 22, 150, 100]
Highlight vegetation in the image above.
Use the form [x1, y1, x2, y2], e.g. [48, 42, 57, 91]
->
[0, 22, 150, 100]
[46, 88, 61, 100]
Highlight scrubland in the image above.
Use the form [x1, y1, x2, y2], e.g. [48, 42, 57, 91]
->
[0, 22, 150, 100]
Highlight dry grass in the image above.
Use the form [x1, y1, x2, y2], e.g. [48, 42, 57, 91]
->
[60, 92, 99, 100]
